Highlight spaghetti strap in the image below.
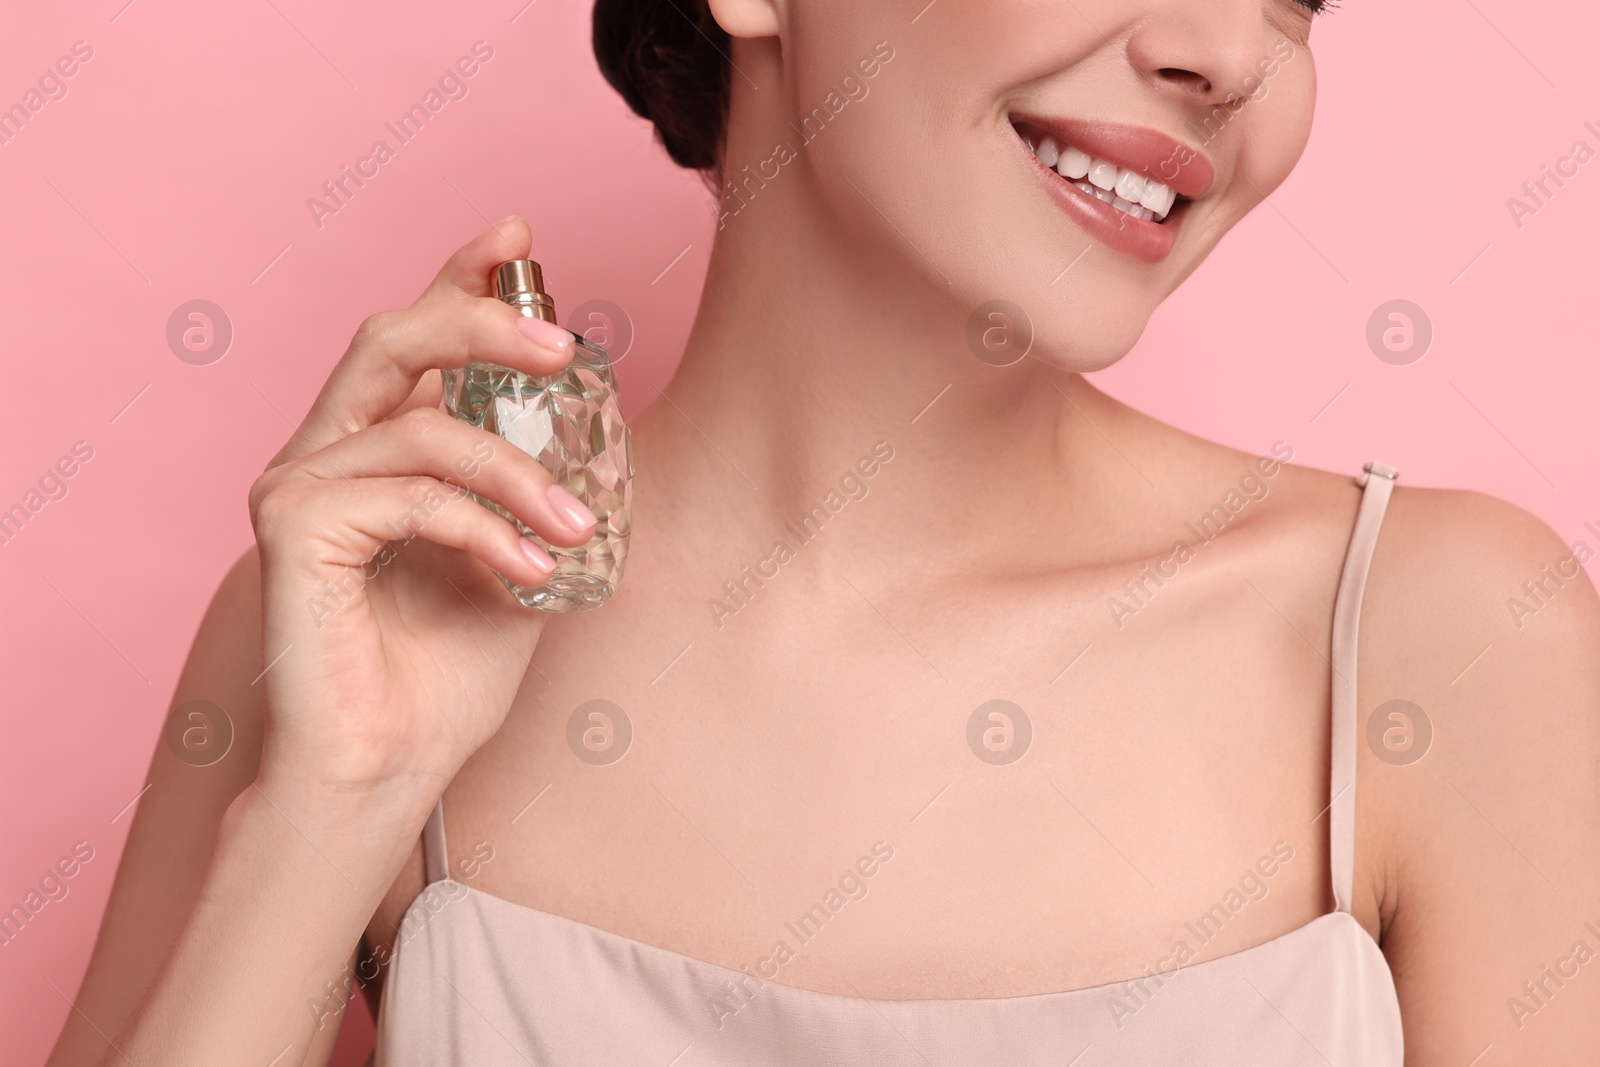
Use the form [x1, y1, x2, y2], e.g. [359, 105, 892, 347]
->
[422, 797, 450, 885]
[1328, 460, 1398, 914]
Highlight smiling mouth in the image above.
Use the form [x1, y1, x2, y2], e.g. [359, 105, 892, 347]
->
[1011, 120, 1188, 225]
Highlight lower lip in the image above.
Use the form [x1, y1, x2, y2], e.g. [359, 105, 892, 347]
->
[1016, 134, 1185, 264]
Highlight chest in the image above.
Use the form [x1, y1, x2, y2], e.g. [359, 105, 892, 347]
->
[370, 556, 1339, 1001]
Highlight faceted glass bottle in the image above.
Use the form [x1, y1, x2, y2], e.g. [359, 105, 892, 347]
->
[441, 259, 633, 612]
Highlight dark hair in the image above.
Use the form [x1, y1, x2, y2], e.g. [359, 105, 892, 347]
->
[592, 0, 732, 175]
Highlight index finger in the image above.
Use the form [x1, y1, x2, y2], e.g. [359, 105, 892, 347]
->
[385, 216, 532, 421]
[412, 215, 533, 308]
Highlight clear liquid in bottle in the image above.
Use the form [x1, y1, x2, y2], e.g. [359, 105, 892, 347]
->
[441, 260, 633, 612]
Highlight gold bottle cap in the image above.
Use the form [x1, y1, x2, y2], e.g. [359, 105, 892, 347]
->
[495, 259, 545, 299]
[495, 259, 557, 322]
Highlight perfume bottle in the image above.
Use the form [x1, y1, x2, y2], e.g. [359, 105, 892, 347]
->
[441, 259, 634, 612]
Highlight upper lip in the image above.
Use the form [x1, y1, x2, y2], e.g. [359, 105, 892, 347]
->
[1009, 113, 1216, 200]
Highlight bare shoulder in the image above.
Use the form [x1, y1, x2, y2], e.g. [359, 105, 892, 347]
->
[1354, 483, 1600, 1059]
[1360, 481, 1599, 728]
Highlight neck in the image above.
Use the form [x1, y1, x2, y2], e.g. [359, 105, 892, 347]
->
[633, 165, 1125, 557]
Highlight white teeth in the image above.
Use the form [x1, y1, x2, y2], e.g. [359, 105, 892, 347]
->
[1140, 180, 1175, 217]
[1074, 180, 1115, 204]
[1057, 145, 1091, 180]
[1087, 160, 1118, 191]
[1024, 127, 1179, 222]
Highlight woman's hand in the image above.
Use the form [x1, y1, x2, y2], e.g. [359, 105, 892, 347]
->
[47, 217, 594, 1067]
[249, 216, 592, 801]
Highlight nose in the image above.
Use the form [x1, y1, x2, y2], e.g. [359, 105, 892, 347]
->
[1123, 1, 1276, 108]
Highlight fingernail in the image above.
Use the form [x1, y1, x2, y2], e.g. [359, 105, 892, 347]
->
[496, 213, 522, 226]
[516, 315, 573, 353]
[520, 537, 556, 574]
[546, 483, 597, 533]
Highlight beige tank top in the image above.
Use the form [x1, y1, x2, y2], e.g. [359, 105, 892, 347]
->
[371, 462, 1405, 1065]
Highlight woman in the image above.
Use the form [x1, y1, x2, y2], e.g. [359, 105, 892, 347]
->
[48, 0, 1600, 1063]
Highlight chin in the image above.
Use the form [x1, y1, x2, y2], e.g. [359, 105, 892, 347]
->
[1029, 308, 1156, 374]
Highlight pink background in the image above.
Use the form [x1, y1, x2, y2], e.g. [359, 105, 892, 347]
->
[2, 1, 1596, 1062]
